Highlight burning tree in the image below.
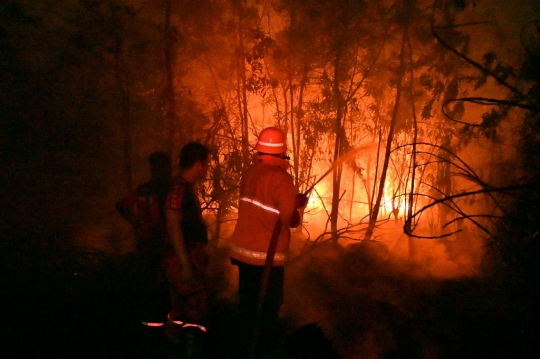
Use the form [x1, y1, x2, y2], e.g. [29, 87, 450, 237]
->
[68, 0, 533, 266]
[154, 0, 533, 254]
[9, 0, 535, 257]
[4, 1, 540, 357]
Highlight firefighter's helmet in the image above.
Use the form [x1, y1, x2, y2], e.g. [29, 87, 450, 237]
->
[255, 127, 287, 154]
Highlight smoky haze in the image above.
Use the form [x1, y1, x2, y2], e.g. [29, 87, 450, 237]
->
[1, 0, 539, 358]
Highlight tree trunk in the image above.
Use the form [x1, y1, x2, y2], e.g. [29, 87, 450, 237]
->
[234, 5, 250, 166]
[109, 0, 132, 192]
[330, 49, 345, 243]
[438, 134, 452, 235]
[364, 28, 407, 241]
[405, 30, 419, 261]
[165, 0, 179, 156]
[292, 65, 307, 185]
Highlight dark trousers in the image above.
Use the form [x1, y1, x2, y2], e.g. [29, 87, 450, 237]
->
[163, 243, 209, 324]
[133, 252, 169, 323]
[231, 258, 284, 355]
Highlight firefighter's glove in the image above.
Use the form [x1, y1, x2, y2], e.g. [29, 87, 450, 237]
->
[295, 193, 309, 209]
[290, 210, 301, 228]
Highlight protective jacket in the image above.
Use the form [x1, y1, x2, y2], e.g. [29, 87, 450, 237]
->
[230, 155, 299, 266]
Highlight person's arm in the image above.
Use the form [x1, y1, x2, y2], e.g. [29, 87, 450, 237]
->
[165, 209, 195, 285]
[276, 174, 301, 228]
[289, 193, 308, 228]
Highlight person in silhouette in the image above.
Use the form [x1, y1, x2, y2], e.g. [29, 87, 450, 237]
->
[163, 142, 211, 339]
[116, 151, 172, 332]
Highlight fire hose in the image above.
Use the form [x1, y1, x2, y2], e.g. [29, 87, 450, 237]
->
[247, 217, 283, 359]
[303, 145, 369, 196]
[247, 145, 369, 357]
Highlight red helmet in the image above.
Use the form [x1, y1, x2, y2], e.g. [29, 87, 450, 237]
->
[255, 127, 287, 154]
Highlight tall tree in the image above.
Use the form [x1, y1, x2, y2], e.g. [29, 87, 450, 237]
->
[108, 0, 134, 191]
[365, 26, 408, 241]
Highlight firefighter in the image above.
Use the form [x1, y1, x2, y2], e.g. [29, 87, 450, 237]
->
[164, 142, 211, 340]
[230, 127, 307, 356]
[115, 151, 172, 346]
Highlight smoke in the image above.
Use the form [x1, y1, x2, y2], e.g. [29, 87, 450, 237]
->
[72, 214, 136, 255]
[281, 239, 410, 358]
[278, 227, 486, 358]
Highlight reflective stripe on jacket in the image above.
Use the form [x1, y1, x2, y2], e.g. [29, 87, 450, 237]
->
[230, 155, 299, 266]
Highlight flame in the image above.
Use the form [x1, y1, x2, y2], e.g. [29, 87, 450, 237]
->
[300, 148, 414, 224]
[306, 183, 328, 211]
[381, 183, 409, 219]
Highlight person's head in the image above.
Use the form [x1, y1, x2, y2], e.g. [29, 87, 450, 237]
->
[255, 127, 289, 159]
[179, 141, 210, 181]
[148, 151, 172, 183]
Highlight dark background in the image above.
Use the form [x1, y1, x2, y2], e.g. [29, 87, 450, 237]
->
[2, 1, 540, 358]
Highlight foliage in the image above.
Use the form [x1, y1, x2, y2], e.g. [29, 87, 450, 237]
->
[3, 0, 538, 249]
[4, 1, 540, 357]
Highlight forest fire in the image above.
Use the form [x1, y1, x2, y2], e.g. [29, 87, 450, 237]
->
[3, 0, 540, 358]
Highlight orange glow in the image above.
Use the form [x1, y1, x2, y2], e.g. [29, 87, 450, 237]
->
[306, 183, 328, 211]
[380, 183, 410, 219]
[301, 156, 411, 221]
